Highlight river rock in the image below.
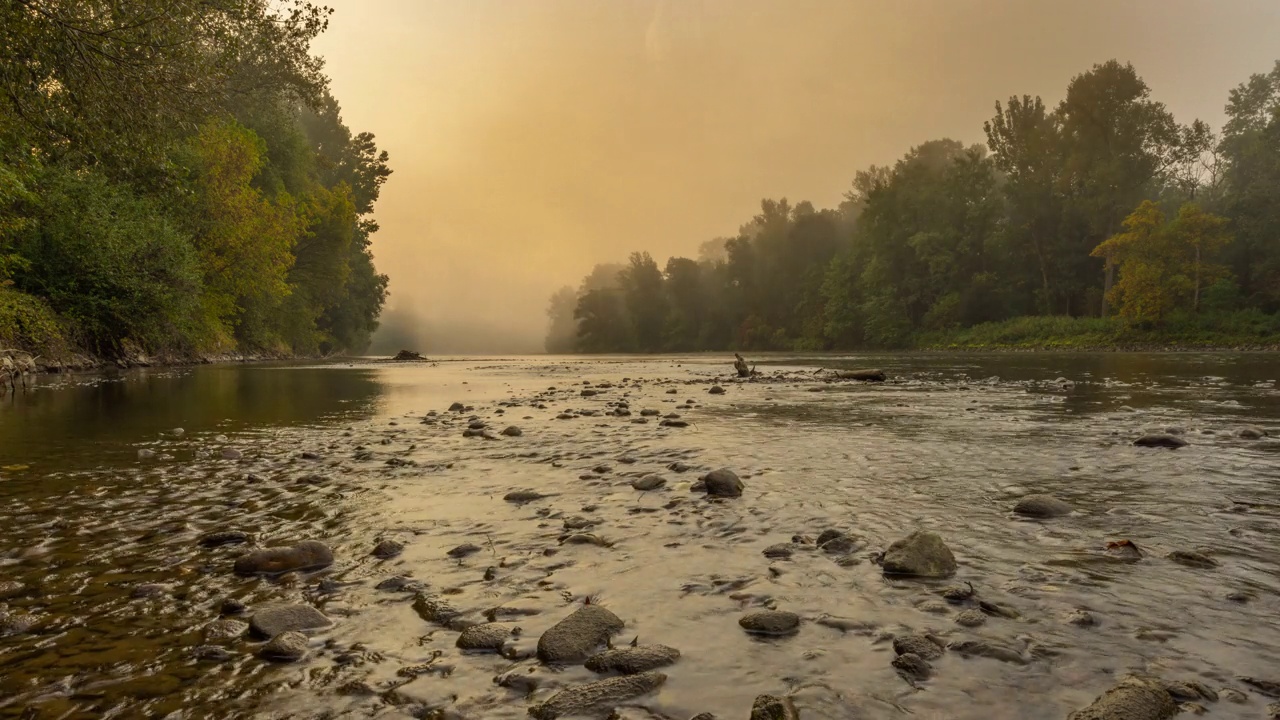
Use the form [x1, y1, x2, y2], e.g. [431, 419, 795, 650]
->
[528, 671, 666, 720]
[955, 609, 987, 627]
[501, 426, 523, 437]
[192, 645, 235, 662]
[204, 618, 249, 641]
[0, 610, 36, 636]
[504, 490, 549, 503]
[739, 610, 800, 636]
[199, 530, 250, 547]
[893, 634, 944, 660]
[631, 474, 666, 491]
[233, 540, 333, 576]
[447, 542, 483, 558]
[701, 468, 744, 498]
[455, 623, 511, 651]
[220, 448, 243, 460]
[536, 604, 625, 663]
[816, 529, 860, 554]
[892, 652, 932, 681]
[376, 575, 425, 593]
[1067, 677, 1177, 720]
[1237, 426, 1268, 439]
[1013, 494, 1073, 518]
[750, 694, 800, 720]
[0, 581, 25, 600]
[448, 402, 465, 412]
[372, 539, 404, 559]
[260, 631, 309, 662]
[249, 604, 331, 638]
[1240, 677, 1280, 697]
[948, 639, 1027, 664]
[412, 594, 464, 627]
[1167, 550, 1217, 568]
[881, 531, 956, 578]
[709, 385, 726, 395]
[584, 644, 681, 674]
[138, 448, 157, 460]
[1133, 434, 1187, 449]
[1066, 609, 1097, 627]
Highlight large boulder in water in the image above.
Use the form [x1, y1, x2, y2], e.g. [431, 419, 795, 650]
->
[1013, 494, 1072, 518]
[233, 540, 333, 576]
[1067, 677, 1177, 720]
[249, 604, 331, 638]
[700, 468, 744, 498]
[528, 671, 666, 719]
[881, 531, 956, 578]
[536, 604, 624, 663]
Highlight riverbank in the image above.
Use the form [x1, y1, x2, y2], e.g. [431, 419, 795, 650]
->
[914, 312, 1280, 352]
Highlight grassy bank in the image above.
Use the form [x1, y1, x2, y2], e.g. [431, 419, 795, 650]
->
[916, 311, 1280, 351]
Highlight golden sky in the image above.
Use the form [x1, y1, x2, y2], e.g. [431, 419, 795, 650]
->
[311, 0, 1280, 353]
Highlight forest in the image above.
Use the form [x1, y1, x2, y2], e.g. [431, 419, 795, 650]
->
[0, 1, 389, 360]
[547, 60, 1280, 352]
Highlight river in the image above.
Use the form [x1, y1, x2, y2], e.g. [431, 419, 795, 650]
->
[1, 353, 1278, 719]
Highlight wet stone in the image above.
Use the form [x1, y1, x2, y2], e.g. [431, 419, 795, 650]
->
[881, 531, 957, 578]
[376, 575, 425, 593]
[455, 623, 511, 651]
[233, 540, 334, 576]
[1167, 550, 1218, 568]
[528, 671, 667, 720]
[372, 539, 405, 559]
[0, 581, 25, 600]
[220, 598, 247, 615]
[739, 610, 800, 636]
[701, 468, 744, 498]
[199, 530, 251, 547]
[1133, 434, 1188, 449]
[0, 610, 37, 636]
[632, 474, 666, 491]
[816, 529, 861, 554]
[192, 645, 235, 662]
[504, 490, 549, 503]
[501, 426, 523, 437]
[1066, 609, 1097, 627]
[948, 639, 1027, 664]
[249, 604, 331, 638]
[447, 543, 483, 558]
[584, 644, 681, 674]
[955, 609, 987, 627]
[750, 694, 800, 720]
[892, 652, 932, 681]
[131, 583, 166, 599]
[1237, 425, 1268, 439]
[204, 618, 248, 642]
[260, 631, 308, 662]
[1013, 494, 1073, 518]
[1067, 677, 1177, 720]
[536, 604, 625, 663]
[893, 634, 944, 660]
[762, 544, 796, 559]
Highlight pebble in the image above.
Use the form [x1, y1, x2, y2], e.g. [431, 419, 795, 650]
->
[584, 644, 681, 674]
[455, 623, 511, 652]
[631, 474, 667, 491]
[372, 539, 405, 559]
[701, 468, 744, 498]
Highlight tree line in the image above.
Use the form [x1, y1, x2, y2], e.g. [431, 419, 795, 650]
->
[0, 0, 389, 358]
[546, 60, 1280, 352]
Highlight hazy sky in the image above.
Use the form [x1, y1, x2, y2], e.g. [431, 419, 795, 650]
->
[311, 0, 1280, 353]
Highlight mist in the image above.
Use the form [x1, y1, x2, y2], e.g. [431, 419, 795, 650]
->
[311, 0, 1280, 355]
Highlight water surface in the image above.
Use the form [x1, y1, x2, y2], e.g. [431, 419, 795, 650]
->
[1, 353, 1278, 719]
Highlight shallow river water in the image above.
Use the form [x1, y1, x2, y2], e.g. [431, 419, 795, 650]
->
[1, 353, 1279, 720]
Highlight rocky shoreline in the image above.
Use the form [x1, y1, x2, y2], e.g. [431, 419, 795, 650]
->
[1, 357, 1277, 718]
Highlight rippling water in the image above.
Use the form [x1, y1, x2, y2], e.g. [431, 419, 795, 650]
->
[1, 354, 1278, 719]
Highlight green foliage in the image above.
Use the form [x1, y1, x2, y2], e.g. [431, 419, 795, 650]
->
[0, 3, 390, 359]
[13, 166, 204, 353]
[0, 287, 67, 355]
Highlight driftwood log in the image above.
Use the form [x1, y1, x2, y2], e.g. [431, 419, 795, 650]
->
[833, 368, 886, 382]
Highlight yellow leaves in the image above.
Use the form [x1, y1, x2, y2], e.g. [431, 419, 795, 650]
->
[1092, 201, 1233, 324]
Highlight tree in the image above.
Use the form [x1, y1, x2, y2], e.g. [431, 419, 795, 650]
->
[620, 252, 666, 352]
[544, 286, 578, 353]
[1056, 61, 1198, 316]
[985, 95, 1065, 313]
[1090, 200, 1232, 324]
